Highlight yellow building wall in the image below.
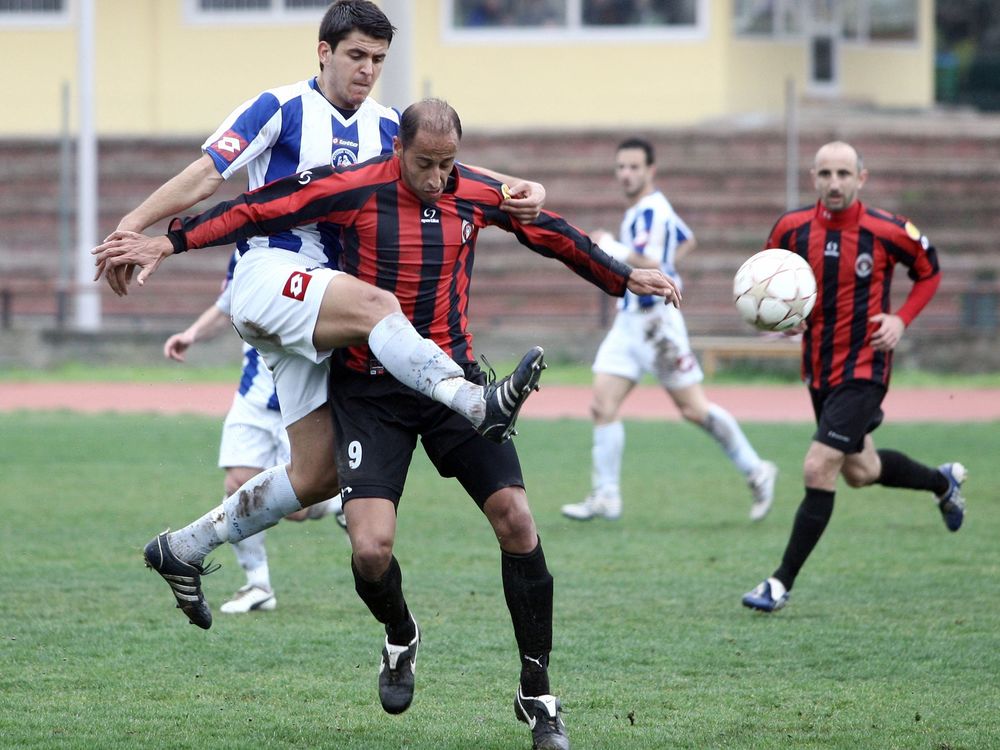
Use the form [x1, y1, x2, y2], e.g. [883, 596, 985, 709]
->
[0, 0, 934, 137]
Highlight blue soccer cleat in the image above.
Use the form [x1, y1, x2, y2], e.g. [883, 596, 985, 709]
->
[741, 577, 789, 613]
[936, 462, 967, 532]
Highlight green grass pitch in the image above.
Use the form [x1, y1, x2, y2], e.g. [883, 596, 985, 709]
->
[1, 412, 997, 749]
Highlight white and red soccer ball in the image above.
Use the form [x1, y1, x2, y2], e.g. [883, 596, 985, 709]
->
[733, 249, 817, 331]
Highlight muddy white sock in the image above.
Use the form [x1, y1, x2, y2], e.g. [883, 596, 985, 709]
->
[368, 312, 483, 422]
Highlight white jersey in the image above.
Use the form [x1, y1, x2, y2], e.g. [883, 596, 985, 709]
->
[618, 189, 693, 312]
[202, 77, 401, 267]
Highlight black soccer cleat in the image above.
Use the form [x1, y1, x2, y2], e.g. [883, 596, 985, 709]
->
[143, 531, 219, 630]
[515, 687, 570, 750]
[378, 618, 420, 715]
[477, 346, 546, 444]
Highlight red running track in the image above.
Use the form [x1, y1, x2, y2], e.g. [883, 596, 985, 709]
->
[2, 382, 998, 422]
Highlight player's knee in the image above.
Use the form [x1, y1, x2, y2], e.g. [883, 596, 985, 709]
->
[351, 535, 394, 578]
[361, 285, 401, 323]
[287, 464, 339, 504]
[484, 489, 537, 550]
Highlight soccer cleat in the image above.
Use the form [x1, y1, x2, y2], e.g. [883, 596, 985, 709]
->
[560, 490, 622, 521]
[514, 687, 570, 750]
[477, 346, 546, 444]
[748, 460, 778, 521]
[741, 577, 789, 613]
[219, 584, 277, 614]
[143, 531, 219, 629]
[935, 462, 967, 532]
[378, 618, 420, 715]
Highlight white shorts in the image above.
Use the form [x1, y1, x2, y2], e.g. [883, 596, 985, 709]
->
[231, 249, 344, 427]
[592, 305, 703, 390]
[218, 393, 290, 469]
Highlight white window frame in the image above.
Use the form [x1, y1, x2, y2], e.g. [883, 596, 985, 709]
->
[183, 0, 328, 27]
[0, 0, 72, 28]
[442, 0, 710, 46]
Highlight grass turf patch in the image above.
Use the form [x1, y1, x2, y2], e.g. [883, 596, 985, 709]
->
[1, 413, 997, 749]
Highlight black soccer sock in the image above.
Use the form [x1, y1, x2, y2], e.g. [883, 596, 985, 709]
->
[773, 488, 835, 590]
[877, 449, 949, 495]
[501, 539, 553, 697]
[352, 555, 415, 646]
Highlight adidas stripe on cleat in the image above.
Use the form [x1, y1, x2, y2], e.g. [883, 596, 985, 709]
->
[477, 346, 546, 444]
[143, 531, 219, 629]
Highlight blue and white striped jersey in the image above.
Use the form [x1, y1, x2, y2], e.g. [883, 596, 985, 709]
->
[203, 77, 401, 267]
[619, 189, 694, 311]
[202, 79, 400, 411]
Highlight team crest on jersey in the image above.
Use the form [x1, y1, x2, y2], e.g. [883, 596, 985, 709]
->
[855, 253, 873, 279]
[211, 129, 249, 164]
[282, 271, 312, 301]
[332, 148, 357, 167]
[461, 219, 474, 244]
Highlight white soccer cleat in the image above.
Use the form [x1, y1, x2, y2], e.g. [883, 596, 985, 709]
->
[561, 490, 622, 521]
[748, 460, 778, 521]
[219, 584, 277, 614]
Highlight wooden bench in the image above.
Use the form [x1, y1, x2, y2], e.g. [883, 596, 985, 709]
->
[689, 335, 801, 377]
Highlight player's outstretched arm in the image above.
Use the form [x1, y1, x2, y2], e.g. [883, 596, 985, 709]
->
[626, 268, 682, 307]
[92, 231, 174, 296]
[116, 154, 224, 234]
[164, 304, 231, 362]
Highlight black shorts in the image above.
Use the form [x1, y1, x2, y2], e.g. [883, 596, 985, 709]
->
[328, 363, 524, 508]
[810, 379, 886, 454]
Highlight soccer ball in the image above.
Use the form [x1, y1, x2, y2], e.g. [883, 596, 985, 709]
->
[733, 249, 817, 331]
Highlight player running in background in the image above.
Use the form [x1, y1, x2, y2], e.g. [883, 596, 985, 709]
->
[561, 137, 777, 523]
[162, 252, 344, 615]
[742, 140, 967, 613]
[105, 0, 547, 622]
[95, 98, 681, 750]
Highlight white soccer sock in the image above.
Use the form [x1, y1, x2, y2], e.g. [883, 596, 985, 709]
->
[701, 403, 761, 475]
[166, 465, 302, 563]
[592, 421, 625, 495]
[367, 311, 484, 424]
[232, 532, 271, 591]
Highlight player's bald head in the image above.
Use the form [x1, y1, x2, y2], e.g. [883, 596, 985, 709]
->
[814, 141, 864, 173]
[399, 98, 463, 147]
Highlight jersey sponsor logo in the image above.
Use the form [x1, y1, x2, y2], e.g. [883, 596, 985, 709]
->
[421, 207, 439, 224]
[282, 271, 312, 301]
[824, 240, 840, 257]
[332, 136, 359, 148]
[855, 253, 873, 278]
[297, 170, 313, 185]
[211, 130, 249, 164]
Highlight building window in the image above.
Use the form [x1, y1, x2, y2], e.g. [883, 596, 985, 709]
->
[450, 0, 704, 35]
[186, 0, 328, 25]
[736, 0, 916, 43]
[0, 0, 70, 26]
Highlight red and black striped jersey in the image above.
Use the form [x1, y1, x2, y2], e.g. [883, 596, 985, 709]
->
[765, 199, 941, 390]
[170, 154, 631, 373]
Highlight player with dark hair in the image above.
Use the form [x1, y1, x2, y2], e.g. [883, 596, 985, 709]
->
[95, 97, 681, 750]
[561, 136, 777, 523]
[741, 140, 967, 613]
[105, 0, 548, 617]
